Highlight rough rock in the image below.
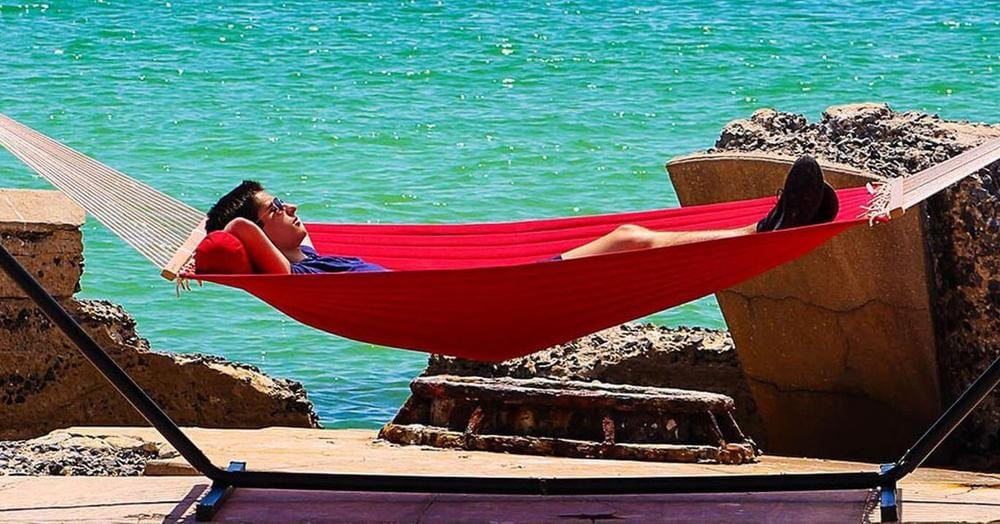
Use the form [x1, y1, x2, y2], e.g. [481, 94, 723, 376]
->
[0, 429, 175, 476]
[427, 324, 764, 444]
[0, 297, 321, 440]
[710, 103, 1000, 467]
[713, 103, 998, 178]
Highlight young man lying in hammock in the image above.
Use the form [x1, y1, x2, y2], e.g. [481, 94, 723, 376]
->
[203, 156, 838, 274]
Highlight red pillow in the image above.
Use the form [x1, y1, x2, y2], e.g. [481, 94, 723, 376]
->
[195, 231, 254, 275]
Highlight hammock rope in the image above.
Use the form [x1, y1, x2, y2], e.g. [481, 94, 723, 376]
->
[0, 113, 202, 269]
[0, 112, 997, 360]
[903, 139, 1000, 203]
[864, 138, 1000, 220]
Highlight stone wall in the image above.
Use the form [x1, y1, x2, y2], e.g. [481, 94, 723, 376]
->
[0, 189, 320, 440]
[708, 104, 1000, 467]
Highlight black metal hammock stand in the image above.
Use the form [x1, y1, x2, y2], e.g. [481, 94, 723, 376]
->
[3, 241, 1000, 521]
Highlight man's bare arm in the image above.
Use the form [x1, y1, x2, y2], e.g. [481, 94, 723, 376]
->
[224, 218, 292, 274]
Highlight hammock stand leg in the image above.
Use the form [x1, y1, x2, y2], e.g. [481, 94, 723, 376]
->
[3, 242, 1000, 522]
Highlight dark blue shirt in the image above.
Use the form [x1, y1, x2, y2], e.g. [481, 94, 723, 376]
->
[290, 246, 386, 274]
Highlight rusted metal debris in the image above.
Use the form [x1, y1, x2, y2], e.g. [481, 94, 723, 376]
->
[379, 376, 759, 464]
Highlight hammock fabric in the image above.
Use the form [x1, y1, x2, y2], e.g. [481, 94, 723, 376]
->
[190, 186, 873, 361]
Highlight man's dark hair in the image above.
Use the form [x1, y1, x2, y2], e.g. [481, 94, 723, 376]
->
[205, 180, 264, 232]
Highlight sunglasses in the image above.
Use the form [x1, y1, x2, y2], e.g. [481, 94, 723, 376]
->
[256, 197, 285, 227]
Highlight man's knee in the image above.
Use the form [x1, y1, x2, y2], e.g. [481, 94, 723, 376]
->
[614, 223, 645, 234]
[611, 224, 653, 250]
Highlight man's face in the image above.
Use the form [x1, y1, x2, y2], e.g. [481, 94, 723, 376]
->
[253, 190, 307, 250]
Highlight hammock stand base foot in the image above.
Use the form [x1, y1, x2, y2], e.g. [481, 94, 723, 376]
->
[878, 463, 900, 522]
[196, 461, 245, 522]
[879, 488, 901, 521]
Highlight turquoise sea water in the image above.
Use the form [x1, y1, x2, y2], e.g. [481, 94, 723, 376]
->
[0, 1, 996, 428]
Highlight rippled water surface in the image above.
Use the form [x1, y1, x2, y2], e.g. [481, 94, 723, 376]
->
[0, 1, 996, 427]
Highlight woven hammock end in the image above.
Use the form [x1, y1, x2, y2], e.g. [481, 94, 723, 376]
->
[860, 180, 904, 226]
[162, 221, 206, 281]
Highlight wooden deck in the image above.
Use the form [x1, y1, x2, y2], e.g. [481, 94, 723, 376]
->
[2, 427, 999, 522]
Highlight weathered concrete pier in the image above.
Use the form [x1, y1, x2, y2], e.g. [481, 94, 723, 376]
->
[669, 103, 1000, 464]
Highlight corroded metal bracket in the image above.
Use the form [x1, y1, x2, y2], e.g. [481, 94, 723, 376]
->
[380, 376, 759, 464]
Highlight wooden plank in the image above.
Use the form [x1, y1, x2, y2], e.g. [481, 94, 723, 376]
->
[379, 423, 757, 464]
[160, 219, 205, 281]
[900, 138, 1000, 207]
[412, 376, 735, 412]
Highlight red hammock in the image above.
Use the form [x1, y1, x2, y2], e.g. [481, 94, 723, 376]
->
[192, 187, 873, 361]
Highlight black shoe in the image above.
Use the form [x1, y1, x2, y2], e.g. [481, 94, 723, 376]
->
[813, 182, 839, 224]
[756, 155, 826, 232]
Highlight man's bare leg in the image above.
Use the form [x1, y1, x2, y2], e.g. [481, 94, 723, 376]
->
[559, 155, 840, 261]
[560, 223, 757, 260]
